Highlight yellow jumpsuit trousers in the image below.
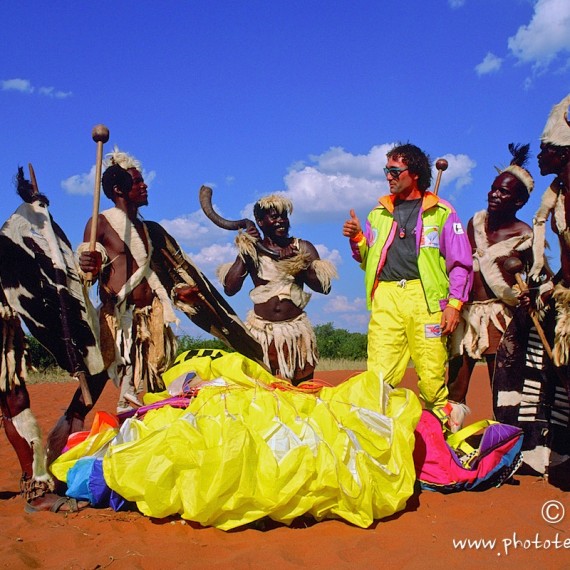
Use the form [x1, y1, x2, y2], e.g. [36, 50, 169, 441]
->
[367, 279, 449, 415]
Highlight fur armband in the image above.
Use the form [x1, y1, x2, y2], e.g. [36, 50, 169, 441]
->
[530, 184, 558, 280]
[536, 281, 555, 311]
[311, 259, 338, 293]
[554, 193, 570, 249]
[216, 262, 234, 286]
[235, 231, 259, 265]
[76, 242, 109, 280]
[552, 282, 570, 366]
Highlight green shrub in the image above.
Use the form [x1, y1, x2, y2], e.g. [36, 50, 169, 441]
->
[176, 335, 228, 356]
[26, 335, 57, 370]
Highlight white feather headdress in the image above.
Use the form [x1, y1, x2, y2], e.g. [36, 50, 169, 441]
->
[529, 95, 570, 279]
[104, 146, 142, 171]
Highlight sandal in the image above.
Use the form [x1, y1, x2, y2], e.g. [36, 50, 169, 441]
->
[24, 496, 88, 514]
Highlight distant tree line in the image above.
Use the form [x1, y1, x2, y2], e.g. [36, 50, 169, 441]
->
[313, 323, 367, 360]
[176, 323, 368, 360]
[25, 322, 367, 369]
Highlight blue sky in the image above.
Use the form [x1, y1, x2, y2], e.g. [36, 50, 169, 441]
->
[2, 0, 570, 337]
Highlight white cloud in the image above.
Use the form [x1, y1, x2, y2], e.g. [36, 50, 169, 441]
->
[508, 0, 570, 68]
[434, 153, 476, 201]
[324, 295, 366, 314]
[38, 86, 73, 99]
[1, 78, 34, 93]
[61, 165, 96, 196]
[161, 211, 217, 247]
[1, 78, 72, 98]
[189, 242, 237, 277]
[308, 145, 389, 178]
[315, 244, 342, 266]
[448, 0, 466, 8]
[475, 52, 503, 76]
[336, 311, 369, 332]
[272, 145, 392, 222]
[322, 295, 369, 332]
[160, 208, 229, 250]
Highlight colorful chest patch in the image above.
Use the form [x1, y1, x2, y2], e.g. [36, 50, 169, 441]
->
[420, 225, 440, 249]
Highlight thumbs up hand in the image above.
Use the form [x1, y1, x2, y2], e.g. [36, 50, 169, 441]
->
[342, 209, 362, 239]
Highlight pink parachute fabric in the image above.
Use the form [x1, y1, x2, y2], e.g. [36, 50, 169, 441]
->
[413, 410, 523, 492]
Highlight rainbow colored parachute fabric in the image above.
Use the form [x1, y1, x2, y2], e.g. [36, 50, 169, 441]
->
[53, 352, 421, 529]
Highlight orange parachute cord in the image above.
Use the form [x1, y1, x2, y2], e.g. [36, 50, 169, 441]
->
[269, 377, 334, 394]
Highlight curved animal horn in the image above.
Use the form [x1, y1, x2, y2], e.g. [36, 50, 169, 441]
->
[198, 185, 279, 260]
[199, 186, 253, 231]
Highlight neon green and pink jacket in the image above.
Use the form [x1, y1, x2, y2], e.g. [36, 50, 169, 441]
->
[350, 192, 473, 313]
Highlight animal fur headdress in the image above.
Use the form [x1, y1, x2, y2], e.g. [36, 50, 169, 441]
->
[498, 143, 534, 195]
[529, 95, 570, 279]
[541, 93, 570, 147]
[253, 194, 293, 220]
[104, 146, 142, 171]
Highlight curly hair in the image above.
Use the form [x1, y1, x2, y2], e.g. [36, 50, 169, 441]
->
[386, 143, 432, 192]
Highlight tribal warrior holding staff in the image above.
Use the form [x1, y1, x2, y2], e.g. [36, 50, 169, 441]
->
[219, 195, 337, 384]
[493, 94, 570, 481]
[343, 143, 473, 430]
[531, 93, 570, 366]
[79, 148, 197, 413]
[448, 144, 536, 419]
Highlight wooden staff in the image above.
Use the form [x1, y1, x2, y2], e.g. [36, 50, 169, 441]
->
[503, 257, 554, 360]
[85, 124, 110, 283]
[433, 158, 448, 196]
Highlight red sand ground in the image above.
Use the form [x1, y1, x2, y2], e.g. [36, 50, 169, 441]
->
[1, 368, 569, 569]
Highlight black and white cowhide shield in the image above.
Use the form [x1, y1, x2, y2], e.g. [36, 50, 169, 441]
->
[0, 201, 104, 376]
[144, 221, 266, 368]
